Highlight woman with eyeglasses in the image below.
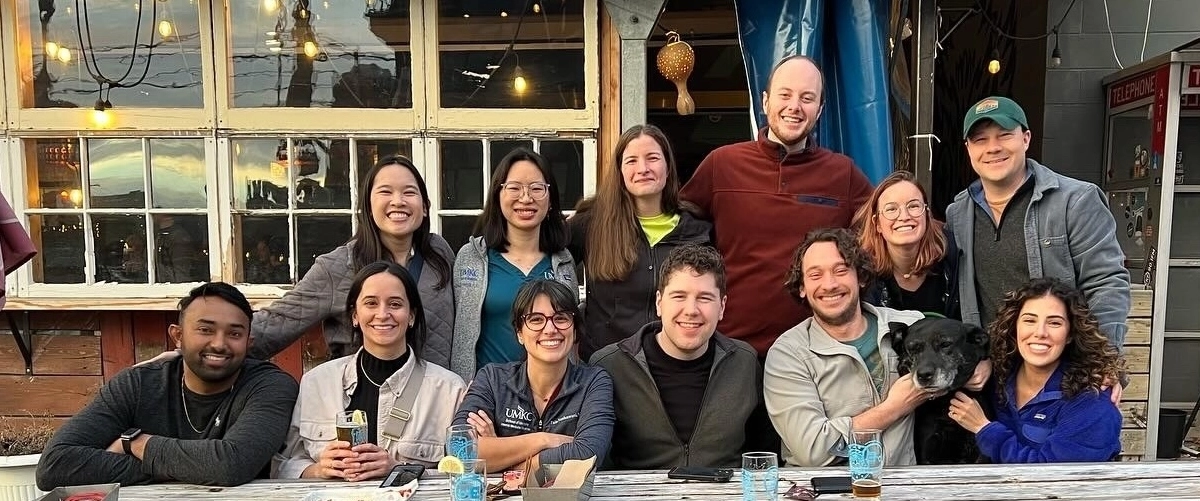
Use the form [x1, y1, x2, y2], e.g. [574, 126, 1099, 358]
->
[567, 124, 711, 361]
[853, 170, 960, 320]
[451, 147, 577, 382]
[452, 279, 614, 472]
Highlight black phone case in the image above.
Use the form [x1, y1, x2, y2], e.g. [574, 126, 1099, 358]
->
[667, 467, 734, 482]
[810, 476, 853, 494]
[380, 464, 426, 487]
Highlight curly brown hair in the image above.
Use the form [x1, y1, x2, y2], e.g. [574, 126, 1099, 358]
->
[783, 227, 872, 304]
[989, 278, 1124, 404]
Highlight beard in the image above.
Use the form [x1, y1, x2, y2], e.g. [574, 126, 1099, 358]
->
[183, 349, 243, 385]
[811, 300, 858, 328]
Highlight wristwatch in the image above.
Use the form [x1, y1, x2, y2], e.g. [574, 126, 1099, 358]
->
[120, 428, 142, 455]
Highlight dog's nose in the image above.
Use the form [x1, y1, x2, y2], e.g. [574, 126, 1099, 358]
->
[916, 368, 936, 385]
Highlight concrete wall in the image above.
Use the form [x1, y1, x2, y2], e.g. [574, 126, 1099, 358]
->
[1043, 0, 1200, 184]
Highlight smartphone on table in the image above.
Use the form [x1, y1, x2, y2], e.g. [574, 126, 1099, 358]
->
[810, 475, 853, 494]
[667, 466, 734, 482]
[380, 463, 425, 487]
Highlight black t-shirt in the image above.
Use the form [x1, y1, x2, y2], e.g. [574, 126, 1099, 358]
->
[883, 261, 949, 316]
[347, 349, 411, 444]
[179, 386, 231, 438]
[643, 329, 714, 445]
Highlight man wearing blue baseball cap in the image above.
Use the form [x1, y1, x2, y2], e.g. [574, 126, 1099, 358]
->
[945, 96, 1130, 403]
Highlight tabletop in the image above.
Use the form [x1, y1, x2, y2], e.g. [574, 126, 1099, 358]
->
[113, 461, 1200, 500]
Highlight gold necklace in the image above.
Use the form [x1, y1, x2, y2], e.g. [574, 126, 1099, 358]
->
[359, 354, 385, 388]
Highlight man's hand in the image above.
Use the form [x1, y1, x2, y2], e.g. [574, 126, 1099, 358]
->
[467, 410, 496, 438]
[136, 350, 180, 367]
[1101, 377, 1125, 405]
[344, 443, 396, 482]
[948, 391, 990, 434]
[964, 359, 993, 391]
[302, 441, 358, 479]
[884, 373, 944, 413]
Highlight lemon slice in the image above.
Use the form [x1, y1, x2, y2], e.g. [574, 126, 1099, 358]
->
[351, 409, 367, 425]
[438, 455, 465, 475]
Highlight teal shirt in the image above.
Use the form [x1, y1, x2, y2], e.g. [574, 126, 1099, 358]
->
[476, 250, 554, 369]
[841, 312, 884, 396]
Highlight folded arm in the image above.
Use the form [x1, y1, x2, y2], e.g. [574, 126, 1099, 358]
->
[537, 371, 614, 466]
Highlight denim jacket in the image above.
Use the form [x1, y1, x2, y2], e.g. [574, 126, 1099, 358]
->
[946, 159, 1131, 347]
[277, 348, 466, 478]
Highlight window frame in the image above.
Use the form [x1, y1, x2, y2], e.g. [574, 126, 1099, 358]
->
[1, 0, 601, 305]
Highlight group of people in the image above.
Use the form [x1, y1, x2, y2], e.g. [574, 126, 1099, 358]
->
[35, 54, 1133, 491]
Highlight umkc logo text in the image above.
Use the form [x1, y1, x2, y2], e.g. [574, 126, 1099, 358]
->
[506, 405, 534, 423]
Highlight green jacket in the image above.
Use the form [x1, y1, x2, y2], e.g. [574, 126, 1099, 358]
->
[589, 322, 760, 469]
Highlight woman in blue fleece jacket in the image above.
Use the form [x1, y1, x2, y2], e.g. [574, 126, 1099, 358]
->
[947, 278, 1123, 463]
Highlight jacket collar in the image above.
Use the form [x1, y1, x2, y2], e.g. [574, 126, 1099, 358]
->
[341, 347, 418, 396]
[802, 303, 892, 356]
[964, 158, 1059, 206]
[504, 359, 586, 404]
[754, 127, 815, 160]
[1003, 359, 1067, 408]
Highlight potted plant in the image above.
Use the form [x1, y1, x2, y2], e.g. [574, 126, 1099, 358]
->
[0, 416, 55, 501]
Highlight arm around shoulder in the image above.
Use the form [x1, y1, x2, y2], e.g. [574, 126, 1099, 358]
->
[250, 249, 347, 359]
[1067, 186, 1131, 346]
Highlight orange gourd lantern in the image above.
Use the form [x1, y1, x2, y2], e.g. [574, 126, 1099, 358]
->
[656, 31, 695, 116]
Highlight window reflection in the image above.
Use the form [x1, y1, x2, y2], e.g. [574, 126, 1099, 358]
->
[228, 0, 412, 108]
[540, 140, 584, 209]
[239, 216, 290, 284]
[20, 0, 204, 108]
[296, 216, 351, 277]
[28, 214, 85, 284]
[355, 140, 414, 182]
[293, 139, 351, 209]
[233, 139, 289, 210]
[28, 139, 83, 209]
[88, 139, 146, 209]
[153, 214, 209, 283]
[93, 214, 148, 284]
[437, 1, 584, 109]
[150, 139, 207, 209]
[440, 140, 484, 210]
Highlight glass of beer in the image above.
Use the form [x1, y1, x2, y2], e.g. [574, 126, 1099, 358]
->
[848, 428, 884, 498]
[740, 451, 779, 501]
[335, 410, 368, 447]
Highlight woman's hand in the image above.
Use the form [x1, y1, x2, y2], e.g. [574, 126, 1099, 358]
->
[344, 443, 396, 482]
[948, 391, 990, 434]
[964, 359, 992, 391]
[303, 441, 357, 479]
[467, 410, 496, 438]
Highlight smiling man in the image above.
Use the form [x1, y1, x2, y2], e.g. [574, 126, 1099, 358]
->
[36, 283, 299, 490]
[764, 228, 938, 467]
[946, 97, 1130, 359]
[590, 244, 759, 469]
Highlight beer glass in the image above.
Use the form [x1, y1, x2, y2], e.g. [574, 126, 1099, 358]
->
[335, 410, 368, 447]
[848, 428, 884, 498]
[450, 458, 487, 501]
[446, 424, 478, 461]
[741, 451, 779, 501]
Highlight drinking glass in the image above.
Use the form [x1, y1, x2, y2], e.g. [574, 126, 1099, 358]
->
[848, 428, 884, 498]
[741, 451, 779, 501]
[450, 458, 487, 501]
[446, 424, 478, 460]
[334, 410, 368, 447]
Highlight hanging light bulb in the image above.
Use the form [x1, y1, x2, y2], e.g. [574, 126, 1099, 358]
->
[303, 41, 319, 58]
[158, 20, 174, 38]
[987, 49, 1001, 75]
[92, 99, 111, 128]
[1050, 35, 1062, 68]
[45, 41, 59, 57]
[299, 8, 308, 19]
[263, 0, 279, 12]
[513, 66, 528, 94]
[533, 3, 541, 14]
[56, 46, 72, 63]
[69, 189, 84, 206]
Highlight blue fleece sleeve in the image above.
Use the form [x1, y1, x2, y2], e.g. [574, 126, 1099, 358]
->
[976, 389, 1122, 463]
[537, 369, 615, 466]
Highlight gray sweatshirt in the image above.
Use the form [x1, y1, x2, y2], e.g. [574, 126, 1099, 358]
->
[35, 358, 298, 489]
[450, 236, 577, 381]
[250, 236, 456, 368]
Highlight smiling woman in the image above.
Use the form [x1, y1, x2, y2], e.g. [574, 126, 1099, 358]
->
[451, 279, 614, 473]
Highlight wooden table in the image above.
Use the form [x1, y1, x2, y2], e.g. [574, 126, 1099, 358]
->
[114, 461, 1200, 500]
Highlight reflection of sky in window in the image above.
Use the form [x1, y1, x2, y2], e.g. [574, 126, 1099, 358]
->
[150, 140, 207, 209]
[88, 140, 145, 207]
[29, 0, 204, 108]
[228, 0, 404, 48]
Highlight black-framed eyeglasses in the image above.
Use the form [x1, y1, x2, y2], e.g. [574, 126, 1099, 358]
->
[501, 182, 550, 200]
[522, 311, 574, 331]
[877, 201, 927, 221]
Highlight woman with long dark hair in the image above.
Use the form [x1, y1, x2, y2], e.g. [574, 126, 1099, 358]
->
[450, 148, 576, 381]
[948, 278, 1123, 463]
[250, 155, 456, 367]
[278, 262, 465, 480]
[569, 124, 711, 361]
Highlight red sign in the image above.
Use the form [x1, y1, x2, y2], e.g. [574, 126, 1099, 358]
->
[1188, 64, 1200, 89]
[1152, 66, 1169, 156]
[1109, 70, 1158, 108]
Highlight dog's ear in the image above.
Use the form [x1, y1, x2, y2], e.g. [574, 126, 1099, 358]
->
[966, 324, 989, 357]
[888, 321, 910, 353]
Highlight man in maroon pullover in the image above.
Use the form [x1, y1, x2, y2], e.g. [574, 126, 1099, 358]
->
[681, 55, 873, 358]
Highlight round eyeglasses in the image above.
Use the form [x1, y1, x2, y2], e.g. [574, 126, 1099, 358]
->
[501, 182, 550, 201]
[878, 201, 927, 221]
[521, 311, 574, 331]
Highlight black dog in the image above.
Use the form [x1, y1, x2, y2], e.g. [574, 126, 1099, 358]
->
[890, 317, 991, 465]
